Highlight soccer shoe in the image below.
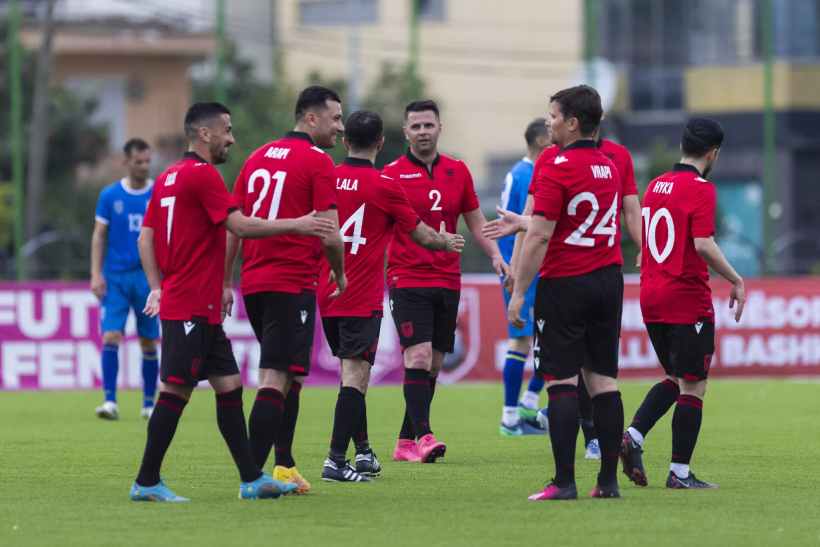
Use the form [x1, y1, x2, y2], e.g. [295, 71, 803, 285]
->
[273, 465, 311, 494]
[620, 431, 648, 486]
[417, 433, 446, 463]
[499, 420, 547, 436]
[517, 403, 539, 422]
[666, 471, 718, 489]
[95, 401, 119, 420]
[392, 438, 422, 462]
[321, 459, 371, 482]
[355, 449, 382, 477]
[239, 473, 297, 500]
[589, 483, 620, 498]
[130, 480, 189, 502]
[527, 481, 578, 501]
[534, 407, 550, 432]
[140, 406, 154, 420]
[585, 438, 601, 460]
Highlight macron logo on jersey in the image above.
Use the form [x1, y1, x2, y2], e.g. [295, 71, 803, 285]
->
[590, 165, 613, 179]
[400, 173, 423, 179]
[554, 155, 569, 165]
[264, 146, 290, 160]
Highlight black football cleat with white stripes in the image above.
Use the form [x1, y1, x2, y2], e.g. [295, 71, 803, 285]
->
[321, 458, 371, 482]
[355, 449, 382, 477]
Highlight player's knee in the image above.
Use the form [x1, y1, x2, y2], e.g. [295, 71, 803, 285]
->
[139, 338, 157, 353]
[679, 379, 707, 398]
[404, 344, 433, 370]
[258, 368, 289, 392]
[582, 371, 617, 397]
[508, 336, 531, 354]
[341, 361, 369, 393]
[160, 383, 192, 401]
[102, 331, 122, 346]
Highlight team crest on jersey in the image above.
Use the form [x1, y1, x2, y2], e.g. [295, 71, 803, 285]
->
[113, 200, 124, 214]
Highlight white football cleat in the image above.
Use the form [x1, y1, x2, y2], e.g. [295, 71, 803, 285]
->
[140, 406, 154, 420]
[95, 401, 119, 420]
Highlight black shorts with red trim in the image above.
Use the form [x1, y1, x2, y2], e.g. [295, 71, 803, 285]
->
[534, 265, 623, 381]
[388, 287, 460, 353]
[244, 290, 316, 376]
[160, 317, 239, 387]
[321, 313, 382, 366]
[646, 321, 715, 381]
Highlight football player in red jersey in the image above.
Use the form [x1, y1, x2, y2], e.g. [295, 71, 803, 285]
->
[382, 100, 509, 463]
[130, 102, 335, 502]
[510, 85, 626, 500]
[621, 118, 745, 490]
[224, 86, 346, 493]
[318, 110, 464, 482]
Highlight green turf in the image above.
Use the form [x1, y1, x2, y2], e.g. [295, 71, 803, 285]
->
[1, 380, 819, 547]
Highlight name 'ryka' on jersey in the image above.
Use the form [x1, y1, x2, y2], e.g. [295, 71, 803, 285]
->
[232, 132, 337, 295]
[382, 152, 480, 290]
[640, 163, 717, 324]
[318, 158, 420, 317]
[532, 140, 623, 278]
[94, 178, 154, 273]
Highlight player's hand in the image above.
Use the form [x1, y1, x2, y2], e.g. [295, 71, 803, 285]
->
[491, 254, 510, 279]
[90, 274, 106, 300]
[293, 211, 336, 238]
[481, 206, 526, 240]
[507, 292, 526, 329]
[635, 250, 642, 269]
[439, 221, 465, 253]
[221, 287, 234, 322]
[503, 272, 515, 293]
[143, 289, 161, 317]
[328, 270, 347, 298]
[729, 279, 745, 322]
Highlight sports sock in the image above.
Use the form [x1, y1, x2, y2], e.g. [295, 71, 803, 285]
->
[502, 350, 527, 407]
[329, 387, 364, 462]
[101, 344, 119, 403]
[399, 410, 415, 440]
[525, 370, 545, 395]
[671, 395, 703, 470]
[354, 397, 370, 453]
[248, 387, 285, 468]
[546, 384, 579, 487]
[403, 369, 432, 438]
[274, 382, 301, 468]
[215, 387, 261, 483]
[520, 389, 540, 409]
[577, 377, 596, 445]
[135, 391, 187, 486]
[502, 406, 519, 427]
[591, 390, 624, 487]
[141, 349, 159, 408]
[630, 378, 680, 438]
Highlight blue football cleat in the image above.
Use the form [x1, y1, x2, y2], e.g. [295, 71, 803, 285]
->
[130, 480, 190, 502]
[239, 473, 298, 500]
[499, 420, 547, 436]
[585, 438, 601, 460]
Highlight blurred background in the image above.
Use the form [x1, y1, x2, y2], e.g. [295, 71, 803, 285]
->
[1, 0, 819, 280]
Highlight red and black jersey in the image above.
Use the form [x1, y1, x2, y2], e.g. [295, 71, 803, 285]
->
[532, 140, 624, 278]
[640, 163, 717, 324]
[143, 152, 237, 324]
[232, 132, 337, 295]
[382, 151, 480, 290]
[318, 158, 420, 317]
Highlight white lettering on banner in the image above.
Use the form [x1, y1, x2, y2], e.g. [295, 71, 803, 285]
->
[715, 292, 820, 330]
[721, 334, 820, 367]
[77, 341, 102, 388]
[0, 291, 15, 325]
[17, 291, 60, 338]
[618, 336, 658, 369]
[40, 342, 75, 389]
[2, 342, 37, 389]
[59, 291, 98, 338]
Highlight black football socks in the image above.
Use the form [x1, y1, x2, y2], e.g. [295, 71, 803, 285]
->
[671, 395, 703, 470]
[592, 390, 624, 487]
[136, 391, 188, 486]
[403, 369, 432, 438]
[629, 378, 680, 439]
[274, 382, 301, 468]
[547, 384, 579, 487]
[216, 387, 262, 483]
[248, 387, 285, 468]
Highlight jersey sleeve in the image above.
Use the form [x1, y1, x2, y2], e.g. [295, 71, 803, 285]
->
[532, 164, 566, 221]
[690, 183, 717, 238]
[507, 167, 532, 214]
[231, 161, 249, 214]
[459, 163, 480, 213]
[312, 154, 337, 211]
[380, 175, 421, 233]
[142, 195, 157, 229]
[619, 150, 638, 197]
[196, 167, 237, 225]
[94, 189, 111, 225]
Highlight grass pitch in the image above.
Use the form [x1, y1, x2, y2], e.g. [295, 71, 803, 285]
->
[1, 380, 818, 547]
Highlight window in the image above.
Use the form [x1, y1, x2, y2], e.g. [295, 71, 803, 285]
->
[418, 0, 446, 22]
[298, 0, 378, 26]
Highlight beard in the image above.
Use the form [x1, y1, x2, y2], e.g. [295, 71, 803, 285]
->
[212, 145, 230, 165]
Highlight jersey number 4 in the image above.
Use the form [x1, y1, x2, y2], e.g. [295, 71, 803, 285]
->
[340, 204, 367, 255]
[564, 192, 618, 247]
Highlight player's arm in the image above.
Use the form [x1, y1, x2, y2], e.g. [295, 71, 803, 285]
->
[622, 194, 642, 267]
[317, 209, 346, 297]
[221, 232, 242, 320]
[137, 226, 162, 317]
[463, 208, 509, 277]
[224, 209, 335, 239]
[411, 221, 465, 253]
[694, 236, 745, 322]
[508, 214, 555, 328]
[90, 220, 108, 299]
[506, 195, 535, 292]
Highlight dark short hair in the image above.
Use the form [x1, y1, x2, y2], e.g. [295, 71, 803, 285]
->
[184, 102, 231, 140]
[345, 110, 383, 150]
[549, 85, 603, 137]
[295, 86, 342, 120]
[404, 99, 440, 120]
[524, 118, 548, 147]
[123, 138, 150, 157]
[681, 117, 724, 156]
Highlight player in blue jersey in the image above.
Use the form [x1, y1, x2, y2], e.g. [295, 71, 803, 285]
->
[497, 118, 551, 436]
[90, 138, 159, 420]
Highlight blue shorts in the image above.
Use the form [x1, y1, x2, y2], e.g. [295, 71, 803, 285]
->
[501, 278, 537, 339]
[100, 269, 159, 339]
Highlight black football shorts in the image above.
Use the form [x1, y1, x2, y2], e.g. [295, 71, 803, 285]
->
[646, 321, 715, 381]
[244, 290, 316, 376]
[389, 287, 460, 353]
[160, 317, 239, 387]
[322, 313, 382, 366]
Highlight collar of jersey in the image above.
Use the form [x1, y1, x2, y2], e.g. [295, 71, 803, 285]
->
[183, 151, 209, 163]
[119, 177, 154, 195]
[343, 157, 374, 168]
[561, 139, 598, 152]
[405, 149, 440, 176]
[672, 163, 703, 176]
[286, 131, 314, 144]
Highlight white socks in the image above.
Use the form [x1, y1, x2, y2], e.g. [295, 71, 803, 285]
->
[670, 463, 690, 479]
[502, 406, 519, 427]
[627, 427, 645, 447]
[520, 390, 540, 409]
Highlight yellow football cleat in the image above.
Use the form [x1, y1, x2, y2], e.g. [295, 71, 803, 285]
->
[273, 465, 311, 494]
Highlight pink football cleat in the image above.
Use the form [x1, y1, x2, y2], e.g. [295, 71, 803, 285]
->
[392, 438, 422, 462]
[527, 482, 578, 501]
[416, 433, 446, 463]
